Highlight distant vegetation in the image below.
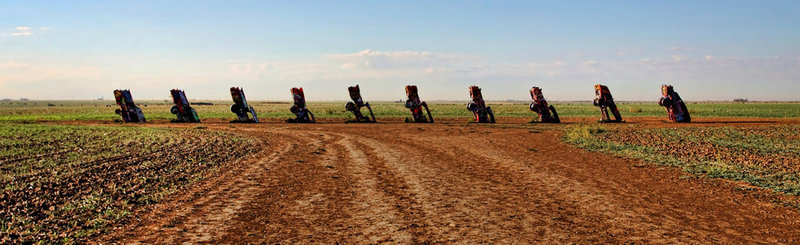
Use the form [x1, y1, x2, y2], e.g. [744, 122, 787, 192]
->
[0, 100, 798, 122]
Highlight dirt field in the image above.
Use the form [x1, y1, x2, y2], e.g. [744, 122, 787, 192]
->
[101, 117, 800, 243]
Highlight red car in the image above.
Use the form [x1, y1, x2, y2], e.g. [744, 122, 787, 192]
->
[113, 89, 146, 123]
[230, 87, 259, 123]
[288, 87, 315, 123]
[169, 89, 200, 123]
[592, 84, 623, 122]
[658, 85, 691, 123]
[345, 85, 376, 123]
[466, 85, 495, 123]
[404, 85, 433, 123]
[529, 86, 560, 123]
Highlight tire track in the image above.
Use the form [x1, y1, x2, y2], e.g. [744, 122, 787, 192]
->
[103, 122, 800, 244]
[115, 133, 294, 243]
[358, 135, 563, 243]
[408, 133, 654, 242]
[221, 129, 438, 243]
[216, 130, 359, 243]
[335, 136, 433, 243]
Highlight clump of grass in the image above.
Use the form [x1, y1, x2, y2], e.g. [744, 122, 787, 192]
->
[564, 124, 607, 145]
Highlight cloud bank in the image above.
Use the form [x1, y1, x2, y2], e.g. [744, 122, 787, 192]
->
[1, 49, 798, 101]
[223, 49, 800, 101]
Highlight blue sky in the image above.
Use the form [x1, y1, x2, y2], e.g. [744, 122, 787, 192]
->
[1, 0, 798, 101]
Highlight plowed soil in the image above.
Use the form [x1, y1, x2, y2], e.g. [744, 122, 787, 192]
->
[102, 117, 800, 243]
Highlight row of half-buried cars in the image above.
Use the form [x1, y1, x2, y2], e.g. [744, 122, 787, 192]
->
[113, 84, 691, 124]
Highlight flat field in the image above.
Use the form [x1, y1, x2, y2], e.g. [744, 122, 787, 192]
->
[1, 102, 800, 243]
[1, 100, 798, 122]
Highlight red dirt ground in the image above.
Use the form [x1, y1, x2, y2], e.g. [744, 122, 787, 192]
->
[99, 117, 800, 243]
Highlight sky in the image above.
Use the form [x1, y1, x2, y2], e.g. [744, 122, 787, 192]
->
[1, 0, 799, 101]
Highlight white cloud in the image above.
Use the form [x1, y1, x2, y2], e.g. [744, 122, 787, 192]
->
[3, 26, 49, 37]
[527, 61, 565, 68]
[330, 49, 432, 59]
[670, 55, 687, 62]
[327, 49, 468, 70]
[226, 49, 476, 82]
[9, 32, 33, 36]
[0, 61, 30, 69]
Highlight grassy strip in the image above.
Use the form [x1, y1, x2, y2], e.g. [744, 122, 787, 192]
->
[1, 101, 799, 122]
[563, 124, 800, 198]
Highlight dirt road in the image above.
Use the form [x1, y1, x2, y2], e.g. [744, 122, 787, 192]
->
[104, 118, 800, 243]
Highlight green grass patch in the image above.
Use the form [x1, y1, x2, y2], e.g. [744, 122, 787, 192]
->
[1, 100, 798, 122]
